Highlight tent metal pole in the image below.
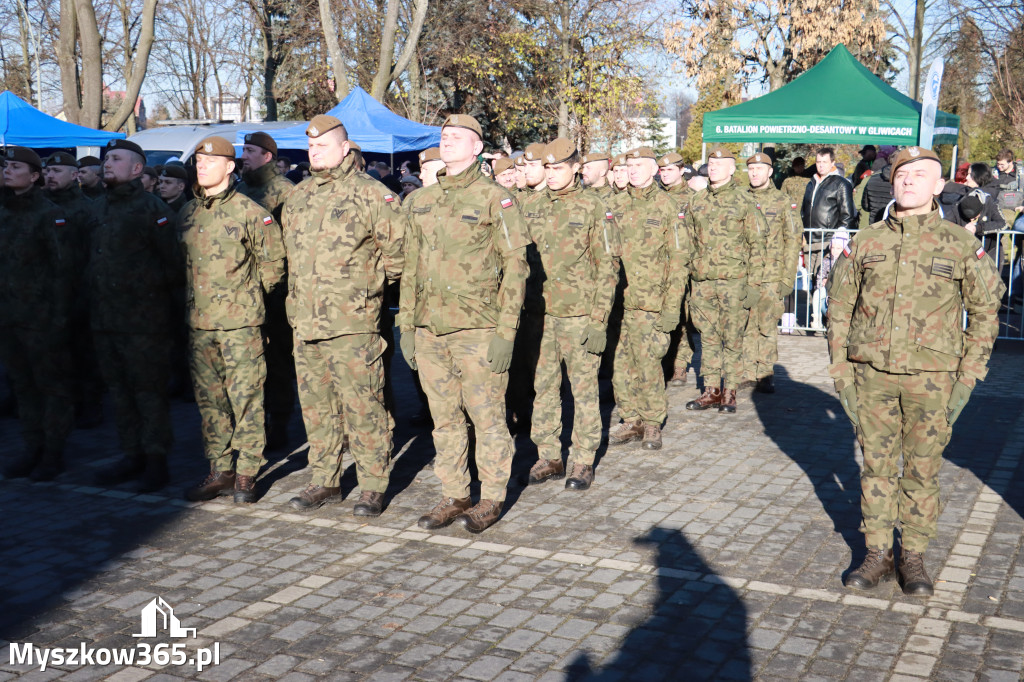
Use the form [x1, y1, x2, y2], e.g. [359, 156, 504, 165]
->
[950, 145, 958, 181]
[701, 142, 706, 164]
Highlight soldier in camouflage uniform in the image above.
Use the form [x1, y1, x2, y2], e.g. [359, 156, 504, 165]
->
[658, 152, 698, 388]
[400, 114, 531, 533]
[741, 152, 802, 393]
[830, 147, 1004, 596]
[177, 136, 286, 504]
[91, 139, 182, 492]
[283, 115, 405, 517]
[418, 147, 444, 188]
[521, 138, 621, 492]
[611, 154, 629, 192]
[493, 158, 517, 189]
[158, 165, 190, 213]
[42, 152, 104, 428]
[0, 147, 76, 481]
[780, 158, 809, 205]
[237, 131, 297, 451]
[581, 150, 613, 201]
[607, 146, 690, 450]
[684, 146, 767, 414]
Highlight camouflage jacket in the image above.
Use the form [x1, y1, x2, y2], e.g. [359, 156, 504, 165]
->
[617, 181, 691, 314]
[399, 161, 530, 341]
[522, 180, 621, 325]
[664, 181, 695, 204]
[780, 175, 809, 205]
[827, 207, 1004, 390]
[282, 153, 404, 341]
[89, 178, 182, 334]
[686, 179, 767, 284]
[239, 161, 294, 224]
[749, 184, 802, 288]
[177, 180, 286, 331]
[0, 186, 74, 331]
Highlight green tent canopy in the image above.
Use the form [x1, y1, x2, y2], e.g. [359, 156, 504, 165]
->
[703, 45, 960, 146]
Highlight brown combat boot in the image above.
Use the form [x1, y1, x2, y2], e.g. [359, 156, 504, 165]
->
[668, 366, 688, 387]
[898, 549, 934, 596]
[185, 469, 236, 502]
[641, 423, 663, 450]
[719, 389, 738, 413]
[233, 474, 257, 504]
[457, 499, 503, 533]
[685, 387, 721, 411]
[608, 420, 644, 446]
[288, 483, 341, 510]
[418, 496, 472, 530]
[565, 462, 595, 490]
[844, 548, 895, 590]
[352, 491, 384, 517]
[526, 459, 565, 485]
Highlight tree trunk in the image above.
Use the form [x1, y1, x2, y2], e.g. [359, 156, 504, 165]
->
[408, 54, 422, 122]
[318, 0, 349, 101]
[556, 2, 571, 137]
[103, 0, 157, 131]
[371, 0, 429, 101]
[909, 0, 926, 99]
[72, 0, 103, 128]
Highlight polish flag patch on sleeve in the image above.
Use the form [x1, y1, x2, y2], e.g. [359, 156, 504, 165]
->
[791, 203, 797, 210]
[843, 245, 851, 258]
[263, 216, 273, 225]
[677, 212, 685, 220]
[501, 197, 514, 209]
[55, 218, 66, 226]
[156, 216, 169, 226]
[384, 194, 395, 203]
[976, 246, 986, 259]
[607, 212, 615, 221]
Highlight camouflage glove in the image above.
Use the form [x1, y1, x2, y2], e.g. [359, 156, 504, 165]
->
[741, 284, 760, 309]
[579, 324, 607, 355]
[399, 331, 417, 371]
[838, 385, 859, 427]
[946, 381, 973, 426]
[656, 308, 680, 333]
[486, 335, 515, 374]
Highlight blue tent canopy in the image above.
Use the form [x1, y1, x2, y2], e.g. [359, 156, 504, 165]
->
[0, 90, 125, 147]
[236, 86, 440, 153]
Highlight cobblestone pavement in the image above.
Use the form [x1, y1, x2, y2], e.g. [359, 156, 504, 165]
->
[1, 333, 1023, 681]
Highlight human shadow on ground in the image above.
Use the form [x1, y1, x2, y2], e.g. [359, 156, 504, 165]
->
[751, 366, 864, 572]
[565, 527, 751, 681]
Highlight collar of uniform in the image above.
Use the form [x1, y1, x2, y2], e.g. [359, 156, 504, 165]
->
[547, 179, 582, 200]
[707, 178, 734, 197]
[748, 183, 772, 196]
[311, 152, 357, 185]
[45, 184, 84, 203]
[4, 183, 42, 209]
[437, 160, 483, 191]
[107, 177, 144, 200]
[885, 202, 942, 233]
[194, 177, 238, 208]
[664, 182, 688, 194]
[242, 160, 277, 187]
[626, 181, 660, 199]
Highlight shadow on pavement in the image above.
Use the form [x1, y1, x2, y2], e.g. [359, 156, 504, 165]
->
[565, 527, 751, 681]
[751, 366, 864, 572]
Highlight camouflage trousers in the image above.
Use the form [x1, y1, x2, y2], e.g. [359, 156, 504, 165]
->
[855, 364, 955, 553]
[94, 331, 173, 458]
[669, 296, 694, 375]
[294, 333, 392, 492]
[689, 279, 750, 390]
[262, 284, 296, 417]
[416, 327, 512, 502]
[189, 327, 267, 476]
[0, 326, 74, 453]
[533, 315, 602, 466]
[741, 291, 784, 381]
[612, 309, 670, 425]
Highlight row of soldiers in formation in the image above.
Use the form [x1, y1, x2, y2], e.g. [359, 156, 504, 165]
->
[0, 114, 799, 534]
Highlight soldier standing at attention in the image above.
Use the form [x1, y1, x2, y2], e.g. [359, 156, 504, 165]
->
[418, 147, 445, 187]
[523, 138, 621, 491]
[658, 152, 697, 388]
[237, 131, 297, 451]
[607, 147, 690, 450]
[0, 147, 76, 481]
[91, 139, 182, 492]
[77, 156, 106, 199]
[741, 152, 802, 394]
[283, 115, 404, 516]
[493, 158, 517, 189]
[830, 147, 1003, 596]
[581, 151, 614, 201]
[177, 136, 286, 504]
[400, 114, 530, 533]
[158, 165, 190, 213]
[684, 147, 767, 414]
[611, 154, 629, 193]
[43, 152, 104, 428]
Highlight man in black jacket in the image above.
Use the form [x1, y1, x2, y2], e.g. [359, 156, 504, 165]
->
[802, 147, 856, 275]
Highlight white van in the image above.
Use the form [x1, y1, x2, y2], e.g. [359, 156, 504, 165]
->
[127, 121, 300, 166]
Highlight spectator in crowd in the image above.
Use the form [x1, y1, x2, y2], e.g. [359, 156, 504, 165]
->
[954, 161, 970, 184]
[276, 156, 291, 175]
[861, 156, 894, 224]
[963, 163, 1007, 233]
[810, 229, 848, 330]
[802, 147, 855, 275]
[400, 173, 422, 198]
[994, 149, 1024, 229]
[851, 145, 876, 186]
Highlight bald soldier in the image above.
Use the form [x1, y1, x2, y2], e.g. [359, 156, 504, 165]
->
[237, 130, 297, 450]
[830, 147, 1003, 596]
[400, 114, 531, 533]
[741, 152, 802, 393]
[684, 146, 768, 414]
[282, 115, 405, 517]
[607, 147, 690, 450]
[658, 151, 698, 388]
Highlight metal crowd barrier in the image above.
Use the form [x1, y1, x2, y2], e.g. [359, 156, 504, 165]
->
[778, 227, 1024, 341]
